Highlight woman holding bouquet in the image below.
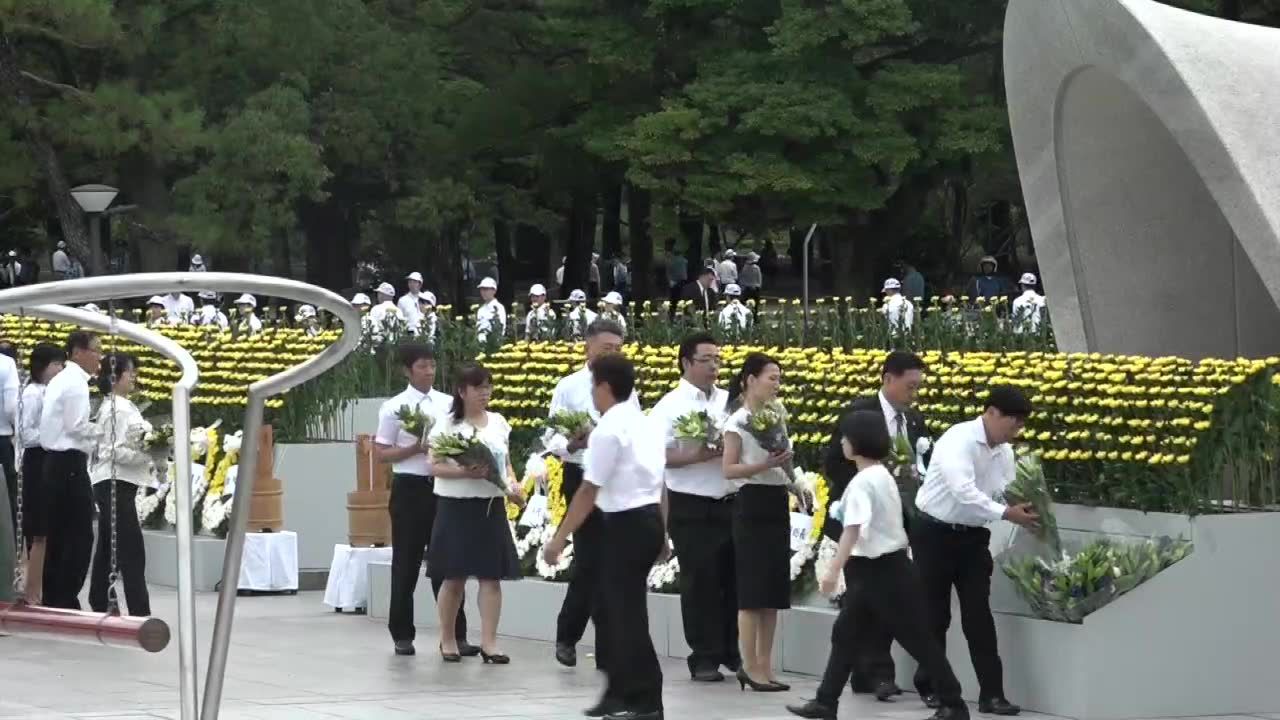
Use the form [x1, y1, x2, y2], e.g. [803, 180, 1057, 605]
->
[427, 363, 525, 663]
[88, 352, 152, 616]
[722, 353, 794, 692]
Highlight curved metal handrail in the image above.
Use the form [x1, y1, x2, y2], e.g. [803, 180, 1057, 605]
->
[0, 273, 362, 720]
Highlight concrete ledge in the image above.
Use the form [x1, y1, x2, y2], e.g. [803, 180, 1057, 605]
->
[143, 529, 226, 591]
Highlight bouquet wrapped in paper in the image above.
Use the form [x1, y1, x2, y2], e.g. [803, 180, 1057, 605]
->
[673, 410, 722, 449]
[1004, 450, 1060, 554]
[743, 402, 808, 509]
[430, 430, 505, 490]
[546, 409, 593, 440]
[395, 404, 434, 446]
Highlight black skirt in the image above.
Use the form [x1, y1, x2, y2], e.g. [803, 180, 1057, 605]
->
[20, 447, 47, 540]
[427, 496, 521, 581]
[732, 483, 791, 610]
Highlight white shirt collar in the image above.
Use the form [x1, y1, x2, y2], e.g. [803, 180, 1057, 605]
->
[969, 416, 996, 449]
[677, 377, 716, 402]
[878, 390, 897, 418]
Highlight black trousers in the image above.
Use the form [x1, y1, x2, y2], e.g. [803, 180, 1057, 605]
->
[912, 517, 1005, 700]
[42, 450, 94, 610]
[822, 517, 895, 688]
[388, 473, 467, 643]
[817, 551, 963, 710]
[666, 490, 739, 673]
[600, 504, 665, 713]
[89, 481, 150, 616]
[1, 435, 16, 532]
[555, 462, 606, 667]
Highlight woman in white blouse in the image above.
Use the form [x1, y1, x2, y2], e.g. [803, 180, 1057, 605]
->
[88, 352, 153, 616]
[427, 364, 525, 664]
[18, 343, 66, 604]
[722, 353, 794, 692]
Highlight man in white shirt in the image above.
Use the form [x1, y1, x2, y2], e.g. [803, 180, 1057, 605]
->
[880, 278, 914, 333]
[525, 283, 557, 340]
[193, 291, 229, 330]
[232, 294, 264, 334]
[369, 283, 404, 333]
[397, 271, 425, 329]
[716, 249, 738, 286]
[373, 344, 472, 657]
[161, 291, 196, 321]
[51, 241, 72, 280]
[911, 387, 1039, 716]
[789, 411, 968, 720]
[0, 345, 18, 528]
[545, 318, 636, 668]
[565, 289, 597, 339]
[39, 331, 102, 609]
[146, 296, 173, 327]
[650, 332, 738, 682]
[545, 353, 667, 720]
[717, 284, 751, 333]
[1010, 273, 1046, 334]
[475, 276, 506, 343]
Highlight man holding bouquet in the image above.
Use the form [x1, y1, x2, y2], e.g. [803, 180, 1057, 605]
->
[545, 319, 638, 668]
[650, 332, 739, 682]
[374, 344, 471, 657]
[819, 350, 928, 700]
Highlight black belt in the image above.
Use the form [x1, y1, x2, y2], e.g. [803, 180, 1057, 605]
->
[669, 489, 735, 504]
[918, 513, 988, 534]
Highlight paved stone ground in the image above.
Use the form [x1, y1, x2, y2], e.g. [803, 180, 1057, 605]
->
[0, 587, 1238, 720]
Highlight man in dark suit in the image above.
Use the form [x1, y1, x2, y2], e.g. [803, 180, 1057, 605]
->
[820, 350, 928, 702]
[680, 267, 718, 325]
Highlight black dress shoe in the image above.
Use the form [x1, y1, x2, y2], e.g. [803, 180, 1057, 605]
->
[583, 697, 625, 718]
[556, 642, 578, 667]
[690, 668, 724, 682]
[874, 681, 901, 702]
[393, 641, 415, 656]
[931, 705, 971, 720]
[785, 699, 837, 719]
[922, 694, 942, 709]
[603, 711, 662, 720]
[978, 698, 1021, 716]
[457, 641, 480, 657]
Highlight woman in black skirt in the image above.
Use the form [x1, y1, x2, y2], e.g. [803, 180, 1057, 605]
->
[426, 363, 526, 663]
[722, 353, 795, 692]
[19, 343, 66, 603]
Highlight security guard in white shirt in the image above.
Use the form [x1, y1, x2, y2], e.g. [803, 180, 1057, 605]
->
[788, 411, 968, 720]
[397, 271, 426, 329]
[650, 332, 738, 682]
[475, 276, 507, 343]
[717, 284, 752, 334]
[373, 344, 473, 657]
[525, 283, 558, 340]
[880, 278, 914, 333]
[911, 387, 1039, 716]
[544, 353, 667, 720]
[1010, 273, 1046, 334]
[565, 289, 598, 339]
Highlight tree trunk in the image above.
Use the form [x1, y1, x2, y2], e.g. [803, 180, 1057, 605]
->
[679, 213, 703, 275]
[494, 218, 514, 306]
[302, 196, 356, 292]
[271, 233, 292, 278]
[628, 184, 654, 303]
[788, 227, 806, 276]
[707, 224, 722, 255]
[446, 225, 466, 310]
[601, 182, 623, 261]
[561, 190, 596, 298]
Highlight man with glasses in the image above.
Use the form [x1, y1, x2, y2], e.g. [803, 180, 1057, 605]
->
[650, 332, 739, 682]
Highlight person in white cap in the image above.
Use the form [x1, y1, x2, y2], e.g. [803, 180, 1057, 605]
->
[145, 296, 173, 327]
[718, 284, 752, 333]
[968, 255, 1007, 301]
[79, 303, 103, 315]
[1011, 273, 1046, 334]
[475, 277, 506, 343]
[415, 291, 439, 341]
[716, 249, 738, 287]
[398, 272, 425, 328]
[525, 283, 557, 340]
[233, 294, 263, 334]
[370, 282, 405, 333]
[739, 252, 763, 304]
[565, 289, 597, 339]
[51, 240, 72, 280]
[189, 254, 207, 272]
[880, 278, 914, 333]
[349, 293, 375, 334]
[161, 290, 195, 322]
[192, 291, 229, 330]
[599, 291, 627, 337]
[295, 304, 322, 336]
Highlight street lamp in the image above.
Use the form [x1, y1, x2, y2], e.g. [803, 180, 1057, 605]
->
[71, 183, 118, 276]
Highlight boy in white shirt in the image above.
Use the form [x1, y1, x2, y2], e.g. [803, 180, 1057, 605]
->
[787, 411, 968, 720]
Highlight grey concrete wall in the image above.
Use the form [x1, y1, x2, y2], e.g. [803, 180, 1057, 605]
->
[142, 530, 226, 591]
[276, 442, 358, 572]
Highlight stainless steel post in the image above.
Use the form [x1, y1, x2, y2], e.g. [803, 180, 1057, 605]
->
[800, 223, 818, 343]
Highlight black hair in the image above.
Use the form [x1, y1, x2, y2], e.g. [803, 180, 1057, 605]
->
[29, 343, 66, 383]
[585, 318, 625, 340]
[985, 385, 1034, 419]
[450, 363, 493, 420]
[726, 352, 780, 411]
[882, 350, 926, 378]
[66, 330, 99, 358]
[839, 410, 891, 461]
[0, 341, 15, 361]
[698, 266, 715, 278]
[677, 332, 717, 372]
[96, 352, 139, 396]
[590, 352, 635, 403]
[396, 343, 436, 369]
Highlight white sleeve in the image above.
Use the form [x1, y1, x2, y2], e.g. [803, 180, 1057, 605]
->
[544, 381, 570, 457]
[583, 429, 619, 489]
[841, 480, 873, 528]
[2, 362, 18, 429]
[934, 444, 1007, 522]
[374, 404, 399, 446]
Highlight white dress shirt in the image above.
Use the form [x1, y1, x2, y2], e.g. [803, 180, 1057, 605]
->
[90, 395, 154, 487]
[716, 259, 738, 285]
[881, 294, 914, 331]
[585, 401, 666, 513]
[839, 464, 908, 558]
[162, 293, 196, 320]
[599, 310, 627, 337]
[651, 379, 732, 498]
[525, 305, 558, 336]
[397, 293, 423, 329]
[193, 305, 230, 330]
[40, 364, 95, 453]
[915, 417, 1014, 526]
[724, 405, 791, 487]
[427, 412, 511, 499]
[566, 307, 597, 338]
[1012, 290, 1047, 333]
[0, 353, 18, 436]
[718, 301, 752, 331]
[545, 365, 640, 464]
[375, 385, 453, 477]
[236, 313, 264, 334]
[19, 383, 46, 448]
[369, 301, 404, 331]
[476, 299, 507, 342]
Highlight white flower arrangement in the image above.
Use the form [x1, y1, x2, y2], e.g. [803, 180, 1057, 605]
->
[789, 535, 815, 581]
[535, 524, 574, 580]
[915, 436, 933, 475]
[163, 462, 209, 531]
[647, 552, 680, 592]
[136, 480, 169, 524]
[510, 520, 543, 559]
[223, 430, 243, 454]
[814, 537, 846, 599]
[201, 495, 233, 538]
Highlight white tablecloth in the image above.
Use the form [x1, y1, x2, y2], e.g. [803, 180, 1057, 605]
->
[238, 531, 299, 592]
[323, 544, 393, 611]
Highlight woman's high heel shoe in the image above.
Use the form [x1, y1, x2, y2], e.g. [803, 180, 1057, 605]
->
[480, 650, 510, 664]
[736, 669, 784, 692]
[439, 644, 461, 663]
[768, 680, 791, 691]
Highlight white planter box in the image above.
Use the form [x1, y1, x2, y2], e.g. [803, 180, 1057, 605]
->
[142, 529, 226, 591]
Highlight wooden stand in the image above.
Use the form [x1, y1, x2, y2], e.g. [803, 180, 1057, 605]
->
[347, 434, 391, 547]
[247, 425, 284, 532]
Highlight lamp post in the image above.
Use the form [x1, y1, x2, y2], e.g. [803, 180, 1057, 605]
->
[70, 184, 118, 276]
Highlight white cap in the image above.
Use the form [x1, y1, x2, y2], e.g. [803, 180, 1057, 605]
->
[592, 252, 600, 260]
[1019, 272, 1038, 286]
[350, 293, 371, 306]
[569, 289, 587, 302]
[376, 282, 395, 297]
[420, 291, 437, 306]
[882, 278, 902, 292]
[80, 303, 100, 313]
[234, 293, 257, 308]
[529, 283, 547, 296]
[724, 284, 742, 296]
[406, 271, 424, 283]
[191, 254, 204, 265]
[295, 304, 317, 320]
[198, 290, 217, 301]
[724, 249, 737, 258]
[603, 291, 623, 306]
[57, 241, 67, 249]
[478, 277, 498, 290]
[147, 295, 166, 307]
[747, 252, 760, 262]
[7, 251, 15, 258]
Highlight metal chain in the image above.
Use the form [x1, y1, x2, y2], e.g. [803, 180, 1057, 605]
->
[12, 305, 26, 596]
[105, 299, 122, 614]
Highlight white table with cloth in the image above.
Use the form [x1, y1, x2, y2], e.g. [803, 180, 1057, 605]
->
[237, 531, 300, 592]
[323, 544, 394, 612]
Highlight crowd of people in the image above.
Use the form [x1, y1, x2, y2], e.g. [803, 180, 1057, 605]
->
[374, 319, 1041, 720]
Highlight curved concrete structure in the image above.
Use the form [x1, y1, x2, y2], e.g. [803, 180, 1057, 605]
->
[1005, 0, 1280, 359]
